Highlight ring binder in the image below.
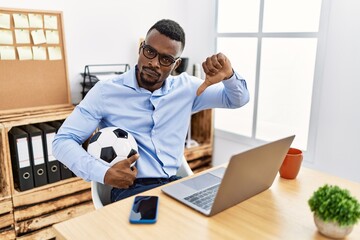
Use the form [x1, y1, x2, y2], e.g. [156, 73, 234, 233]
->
[35, 123, 61, 183]
[8, 127, 35, 191]
[48, 120, 74, 179]
[21, 125, 48, 187]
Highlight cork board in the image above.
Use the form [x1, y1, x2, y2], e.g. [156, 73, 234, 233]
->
[0, 8, 71, 114]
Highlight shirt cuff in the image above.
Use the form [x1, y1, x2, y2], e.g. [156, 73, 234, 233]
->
[222, 71, 245, 87]
[89, 159, 110, 184]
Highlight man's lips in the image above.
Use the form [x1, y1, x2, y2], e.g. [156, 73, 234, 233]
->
[143, 67, 160, 78]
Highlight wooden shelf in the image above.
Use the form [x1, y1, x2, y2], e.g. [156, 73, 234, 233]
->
[0, 7, 95, 239]
[11, 178, 90, 207]
[185, 109, 214, 172]
[0, 124, 12, 199]
[1, 108, 93, 239]
[0, 196, 14, 238]
[15, 201, 93, 238]
[0, 228, 16, 240]
[184, 143, 212, 161]
[0, 105, 74, 128]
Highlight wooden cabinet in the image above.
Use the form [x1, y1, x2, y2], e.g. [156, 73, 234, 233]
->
[0, 196, 15, 240]
[0, 107, 213, 239]
[185, 109, 214, 173]
[0, 124, 16, 240]
[0, 107, 93, 240]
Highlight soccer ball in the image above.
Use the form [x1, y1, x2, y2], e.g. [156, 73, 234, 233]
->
[87, 127, 138, 167]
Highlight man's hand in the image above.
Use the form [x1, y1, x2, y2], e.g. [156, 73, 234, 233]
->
[196, 53, 234, 96]
[103, 154, 139, 188]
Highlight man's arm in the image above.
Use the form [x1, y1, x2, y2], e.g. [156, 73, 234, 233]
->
[196, 52, 235, 96]
[52, 83, 138, 187]
[192, 53, 250, 112]
[52, 104, 109, 183]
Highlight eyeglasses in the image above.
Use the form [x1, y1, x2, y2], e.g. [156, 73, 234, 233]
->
[140, 42, 179, 67]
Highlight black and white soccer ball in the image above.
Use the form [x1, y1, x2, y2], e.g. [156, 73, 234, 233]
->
[87, 127, 138, 167]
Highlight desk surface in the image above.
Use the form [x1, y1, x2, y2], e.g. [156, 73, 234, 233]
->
[53, 167, 360, 240]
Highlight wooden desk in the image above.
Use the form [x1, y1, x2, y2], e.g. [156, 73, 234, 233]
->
[53, 167, 360, 240]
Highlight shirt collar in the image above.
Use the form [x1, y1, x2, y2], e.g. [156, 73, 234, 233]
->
[123, 65, 172, 95]
[123, 66, 139, 91]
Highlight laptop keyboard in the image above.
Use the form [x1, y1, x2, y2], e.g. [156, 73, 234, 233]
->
[184, 184, 220, 211]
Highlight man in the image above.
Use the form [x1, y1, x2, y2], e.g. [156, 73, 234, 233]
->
[53, 19, 249, 202]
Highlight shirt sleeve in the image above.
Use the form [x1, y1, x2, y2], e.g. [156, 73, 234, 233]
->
[192, 71, 250, 112]
[52, 83, 110, 183]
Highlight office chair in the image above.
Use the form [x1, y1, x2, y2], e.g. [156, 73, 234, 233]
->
[91, 156, 193, 209]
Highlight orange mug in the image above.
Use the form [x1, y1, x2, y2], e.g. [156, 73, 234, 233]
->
[279, 148, 303, 179]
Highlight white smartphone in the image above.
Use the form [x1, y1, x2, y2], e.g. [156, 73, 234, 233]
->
[129, 196, 159, 224]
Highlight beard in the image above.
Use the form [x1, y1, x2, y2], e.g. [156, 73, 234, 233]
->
[138, 66, 162, 88]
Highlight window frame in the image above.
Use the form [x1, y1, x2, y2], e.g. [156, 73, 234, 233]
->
[214, 0, 331, 163]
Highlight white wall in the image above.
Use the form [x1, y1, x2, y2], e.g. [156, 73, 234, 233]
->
[1, 0, 215, 104]
[309, 0, 360, 182]
[214, 0, 360, 183]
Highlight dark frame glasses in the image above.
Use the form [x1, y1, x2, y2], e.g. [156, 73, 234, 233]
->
[140, 42, 179, 67]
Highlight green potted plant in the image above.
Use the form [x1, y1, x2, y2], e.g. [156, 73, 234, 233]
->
[308, 184, 360, 238]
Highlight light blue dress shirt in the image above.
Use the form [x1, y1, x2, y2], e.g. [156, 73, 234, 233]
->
[53, 66, 249, 183]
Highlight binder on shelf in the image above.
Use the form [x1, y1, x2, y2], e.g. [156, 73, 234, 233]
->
[60, 160, 74, 179]
[21, 125, 48, 187]
[48, 120, 74, 179]
[8, 127, 34, 191]
[35, 123, 61, 183]
[60, 162, 75, 179]
[48, 120, 63, 130]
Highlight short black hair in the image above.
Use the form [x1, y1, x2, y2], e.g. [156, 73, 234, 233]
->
[147, 19, 185, 51]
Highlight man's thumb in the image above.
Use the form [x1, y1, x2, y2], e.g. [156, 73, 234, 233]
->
[196, 82, 209, 96]
[128, 153, 139, 164]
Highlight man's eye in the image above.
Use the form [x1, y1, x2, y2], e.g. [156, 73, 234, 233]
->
[161, 57, 173, 64]
[146, 49, 155, 55]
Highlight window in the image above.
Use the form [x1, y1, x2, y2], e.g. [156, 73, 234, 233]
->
[215, 0, 323, 150]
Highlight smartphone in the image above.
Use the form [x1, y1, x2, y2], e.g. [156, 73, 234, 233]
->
[129, 196, 159, 224]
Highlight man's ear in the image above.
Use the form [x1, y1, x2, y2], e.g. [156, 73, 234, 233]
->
[138, 41, 144, 54]
[173, 58, 182, 72]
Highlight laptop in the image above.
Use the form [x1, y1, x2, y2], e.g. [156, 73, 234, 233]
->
[162, 135, 295, 216]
